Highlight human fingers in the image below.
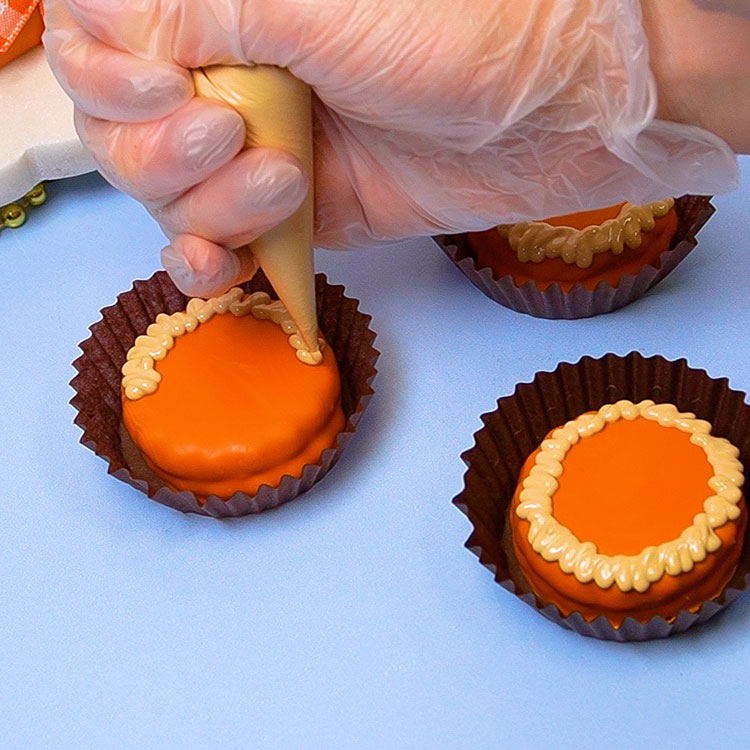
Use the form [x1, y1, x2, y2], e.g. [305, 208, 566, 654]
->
[62, 0, 247, 66]
[156, 149, 308, 296]
[161, 236, 258, 298]
[59, 0, 498, 144]
[73, 99, 246, 205]
[151, 148, 309, 248]
[44, 0, 192, 121]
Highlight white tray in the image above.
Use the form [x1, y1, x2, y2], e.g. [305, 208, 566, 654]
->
[0, 46, 96, 206]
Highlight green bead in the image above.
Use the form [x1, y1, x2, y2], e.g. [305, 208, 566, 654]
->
[1, 203, 26, 228]
[25, 183, 47, 207]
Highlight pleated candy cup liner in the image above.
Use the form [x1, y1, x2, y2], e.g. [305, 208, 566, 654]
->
[453, 351, 750, 640]
[438, 195, 714, 319]
[70, 270, 379, 518]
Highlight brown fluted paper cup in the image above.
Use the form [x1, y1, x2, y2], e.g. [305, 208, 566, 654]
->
[438, 195, 714, 319]
[454, 352, 750, 641]
[70, 270, 379, 518]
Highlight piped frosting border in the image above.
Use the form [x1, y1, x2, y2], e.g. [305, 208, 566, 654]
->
[122, 287, 325, 401]
[498, 199, 675, 269]
[515, 400, 744, 593]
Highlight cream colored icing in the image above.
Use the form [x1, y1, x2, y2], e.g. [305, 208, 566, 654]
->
[122, 287, 325, 401]
[498, 199, 675, 269]
[515, 400, 744, 593]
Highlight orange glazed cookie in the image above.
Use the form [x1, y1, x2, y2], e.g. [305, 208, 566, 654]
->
[510, 400, 746, 625]
[468, 199, 679, 292]
[121, 287, 345, 501]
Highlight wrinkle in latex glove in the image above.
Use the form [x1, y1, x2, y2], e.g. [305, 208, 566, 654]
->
[45, 0, 739, 297]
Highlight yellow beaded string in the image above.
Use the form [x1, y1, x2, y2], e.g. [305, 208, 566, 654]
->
[0, 183, 47, 231]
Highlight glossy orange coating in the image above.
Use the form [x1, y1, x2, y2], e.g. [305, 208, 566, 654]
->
[0, 5, 43, 69]
[510, 415, 746, 625]
[468, 203, 679, 292]
[122, 311, 345, 501]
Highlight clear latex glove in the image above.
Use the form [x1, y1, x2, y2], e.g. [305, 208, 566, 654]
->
[44, 0, 739, 297]
[692, 0, 750, 17]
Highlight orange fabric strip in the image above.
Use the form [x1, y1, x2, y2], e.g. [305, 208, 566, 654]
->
[0, 0, 42, 57]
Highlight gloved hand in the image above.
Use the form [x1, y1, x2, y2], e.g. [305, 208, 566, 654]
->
[44, 0, 740, 297]
[692, 0, 750, 17]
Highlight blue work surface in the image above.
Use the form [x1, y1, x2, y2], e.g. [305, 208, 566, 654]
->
[1, 159, 749, 749]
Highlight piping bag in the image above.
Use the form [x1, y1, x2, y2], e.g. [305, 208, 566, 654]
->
[191, 65, 321, 362]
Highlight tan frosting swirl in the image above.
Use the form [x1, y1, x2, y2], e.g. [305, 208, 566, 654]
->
[515, 400, 744, 593]
[498, 199, 675, 269]
[122, 287, 325, 401]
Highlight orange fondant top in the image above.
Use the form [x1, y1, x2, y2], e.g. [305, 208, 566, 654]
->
[122, 311, 345, 499]
[0, 1, 43, 69]
[541, 202, 626, 230]
[553, 416, 712, 555]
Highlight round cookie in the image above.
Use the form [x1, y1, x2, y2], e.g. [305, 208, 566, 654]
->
[510, 400, 746, 625]
[121, 287, 345, 501]
[468, 199, 679, 292]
